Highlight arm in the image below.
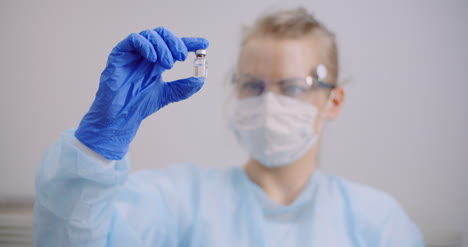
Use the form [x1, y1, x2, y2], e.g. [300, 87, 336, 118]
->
[334, 177, 425, 247]
[33, 129, 129, 246]
[34, 130, 192, 246]
[33, 27, 209, 246]
[375, 200, 425, 247]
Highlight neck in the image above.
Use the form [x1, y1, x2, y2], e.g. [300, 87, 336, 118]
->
[243, 143, 319, 206]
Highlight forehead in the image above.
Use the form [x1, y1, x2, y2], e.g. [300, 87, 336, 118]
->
[238, 36, 324, 79]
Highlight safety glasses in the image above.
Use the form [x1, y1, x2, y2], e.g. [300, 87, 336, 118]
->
[232, 64, 335, 100]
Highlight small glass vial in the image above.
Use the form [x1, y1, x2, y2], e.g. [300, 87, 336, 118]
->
[194, 49, 208, 78]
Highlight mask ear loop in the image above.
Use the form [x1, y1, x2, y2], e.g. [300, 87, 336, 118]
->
[316, 89, 336, 137]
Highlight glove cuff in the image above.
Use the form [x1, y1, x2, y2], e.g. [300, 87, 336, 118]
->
[75, 125, 135, 160]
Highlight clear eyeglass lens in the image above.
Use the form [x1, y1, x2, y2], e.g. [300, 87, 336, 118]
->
[235, 76, 321, 99]
[238, 80, 265, 98]
[281, 78, 312, 98]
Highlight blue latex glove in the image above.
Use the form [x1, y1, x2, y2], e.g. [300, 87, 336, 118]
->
[75, 27, 209, 160]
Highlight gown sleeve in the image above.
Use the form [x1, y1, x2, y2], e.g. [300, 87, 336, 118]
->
[331, 175, 425, 247]
[33, 129, 197, 247]
[375, 199, 425, 247]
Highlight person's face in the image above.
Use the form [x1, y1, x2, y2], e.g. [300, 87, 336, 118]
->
[237, 36, 345, 132]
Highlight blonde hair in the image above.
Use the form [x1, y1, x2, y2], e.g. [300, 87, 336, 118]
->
[242, 7, 339, 84]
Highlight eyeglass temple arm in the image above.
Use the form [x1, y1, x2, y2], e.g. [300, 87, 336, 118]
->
[317, 80, 336, 89]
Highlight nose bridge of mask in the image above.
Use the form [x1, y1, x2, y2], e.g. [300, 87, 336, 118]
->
[262, 92, 318, 123]
[262, 92, 280, 114]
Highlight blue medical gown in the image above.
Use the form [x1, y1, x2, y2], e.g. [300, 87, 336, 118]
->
[33, 129, 425, 246]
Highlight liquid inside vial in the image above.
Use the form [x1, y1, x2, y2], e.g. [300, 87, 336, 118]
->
[194, 49, 208, 78]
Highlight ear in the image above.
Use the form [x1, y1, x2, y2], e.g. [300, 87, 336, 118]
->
[326, 86, 345, 120]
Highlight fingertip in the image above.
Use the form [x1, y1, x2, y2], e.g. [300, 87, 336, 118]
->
[153, 26, 166, 33]
[179, 50, 188, 61]
[154, 27, 188, 62]
[139, 33, 158, 63]
[182, 37, 210, 52]
[175, 46, 188, 62]
[149, 50, 157, 62]
[189, 77, 205, 93]
[200, 39, 209, 49]
[130, 33, 157, 62]
[193, 76, 205, 83]
[186, 76, 205, 85]
[158, 53, 174, 69]
[177, 76, 206, 90]
[140, 29, 174, 67]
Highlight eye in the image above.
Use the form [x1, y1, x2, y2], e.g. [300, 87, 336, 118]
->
[282, 79, 309, 97]
[283, 85, 307, 97]
[239, 80, 265, 96]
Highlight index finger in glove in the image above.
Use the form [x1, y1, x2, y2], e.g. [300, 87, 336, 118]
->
[181, 37, 210, 52]
[154, 27, 188, 62]
[114, 33, 157, 62]
[139, 29, 175, 69]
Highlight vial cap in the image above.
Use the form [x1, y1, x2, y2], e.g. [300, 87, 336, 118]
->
[195, 49, 206, 55]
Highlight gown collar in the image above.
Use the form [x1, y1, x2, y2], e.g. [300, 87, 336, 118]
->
[237, 167, 323, 217]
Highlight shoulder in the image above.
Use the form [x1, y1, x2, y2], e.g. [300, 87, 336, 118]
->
[318, 171, 424, 245]
[318, 172, 398, 226]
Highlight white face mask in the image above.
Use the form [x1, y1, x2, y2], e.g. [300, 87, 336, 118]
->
[229, 92, 325, 167]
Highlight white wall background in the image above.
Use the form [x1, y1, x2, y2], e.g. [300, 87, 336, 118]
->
[1, 0, 467, 244]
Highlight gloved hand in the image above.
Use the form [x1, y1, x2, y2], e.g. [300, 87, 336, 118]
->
[75, 27, 209, 160]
